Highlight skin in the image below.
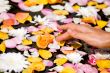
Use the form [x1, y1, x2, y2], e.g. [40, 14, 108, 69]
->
[56, 23, 110, 49]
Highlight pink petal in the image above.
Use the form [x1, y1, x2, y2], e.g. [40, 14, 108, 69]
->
[11, 0, 22, 3]
[43, 60, 53, 67]
[5, 39, 17, 48]
[11, 37, 22, 44]
[0, 12, 10, 20]
[105, 0, 110, 6]
[61, 18, 73, 23]
[16, 45, 30, 51]
[41, 9, 53, 16]
[63, 63, 74, 68]
[60, 46, 73, 51]
[18, 2, 29, 11]
[27, 26, 38, 33]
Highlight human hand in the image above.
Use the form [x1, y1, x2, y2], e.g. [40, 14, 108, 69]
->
[56, 23, 110, 49]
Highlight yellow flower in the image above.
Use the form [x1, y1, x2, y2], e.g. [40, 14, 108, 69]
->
[53, 10, 69, 15]
[22, 39, 32, 46]
[54, 58, 67, 66]
[96, 20, 108, 28]
[39, 50, 52, 59]
[22, 68, 33, 73]
[96, 60, 110, 68]
[60, 67, 76, 73]
[0, 31, 9, 40]
[27, 57, 42, 63]
[0, 42, 6, 53]
[24, 0, 38, 7]
[16, 12, 32, 23]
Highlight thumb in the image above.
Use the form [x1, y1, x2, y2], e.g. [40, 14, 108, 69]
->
[67, 29, 88, 40]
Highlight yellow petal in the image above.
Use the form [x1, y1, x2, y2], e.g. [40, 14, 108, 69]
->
[54, 58, 67, 66]
[0, 31, 9, 40]
[53, 10, 69, 15]
[39, 50, 52, 59]
[22, 39, 32, 46]
[88, 1, 97, 6]
[73, 5, 80, 12]
[27, 57, 42, 63]
[60, 67, 76, 73]
[0, 42, 6, 53]
[96, 60, 110, 68]
[48, 0, 62, 4]
[32, 31, 44, 35]
[22, 68, 33, 73]
[41, 27, 54, 34]
[32, 62, 45, 71]
[58, 41, 65, 46]
[82, 17, 96, 25]
[71, 42, 82, 49]
[96, 20, 108, 28]
[24, 0, 38, 6]
[96, 4, 107, 9]
[36, 0, 48, 5]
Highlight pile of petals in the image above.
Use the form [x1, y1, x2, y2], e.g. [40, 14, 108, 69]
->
[0, 0, 110, 73]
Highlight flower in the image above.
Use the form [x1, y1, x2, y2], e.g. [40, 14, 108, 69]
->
[60, 67, 76, 73]
[103, 7, 110, 16]
[0, 0, 11, 13]
[0, 53, 30, 73]
[8, 27, 27, 39]
[66, 52, 83, 64]
[54, 58, 67, 66]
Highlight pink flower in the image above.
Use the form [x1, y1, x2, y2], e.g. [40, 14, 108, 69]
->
[63, 63, 74, 68]
[88, 54, 96, 65]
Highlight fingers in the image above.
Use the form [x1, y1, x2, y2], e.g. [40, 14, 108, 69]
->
[56, 32, 71, 41]
[67, 29, 88, 41]
[58, 23, 78, 30]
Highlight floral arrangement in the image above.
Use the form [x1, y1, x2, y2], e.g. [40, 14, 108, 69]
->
[0, 0, 110, 73]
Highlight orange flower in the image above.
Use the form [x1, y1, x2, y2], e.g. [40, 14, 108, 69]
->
[36, 34, 54, 49]
[15, 12, 32, 23]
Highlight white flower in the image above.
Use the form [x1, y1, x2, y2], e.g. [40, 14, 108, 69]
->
[8, 27, 27, 39]
[0, 0, 11, 13]
[0, 53, 30, 73]
[51, 5, 64, 10]
[66, 52, 83, 64]
[31, 15, 50, 25]
[78, 6, 98, 18]
[103, 7, 110, 16]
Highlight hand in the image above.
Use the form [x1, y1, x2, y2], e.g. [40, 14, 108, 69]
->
[56, 23, 110, 49]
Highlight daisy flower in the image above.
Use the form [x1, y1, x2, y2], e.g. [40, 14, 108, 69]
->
[0, 53, 30, 73]
[8, 27, 27, 39]
[0, 0, 11, 13]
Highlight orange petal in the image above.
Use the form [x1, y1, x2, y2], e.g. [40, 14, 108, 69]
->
[15, 12, 31, 23]
[48, 0, 62, 4]
[61, 50, 75, 55]
[3, 19, 14, 27]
